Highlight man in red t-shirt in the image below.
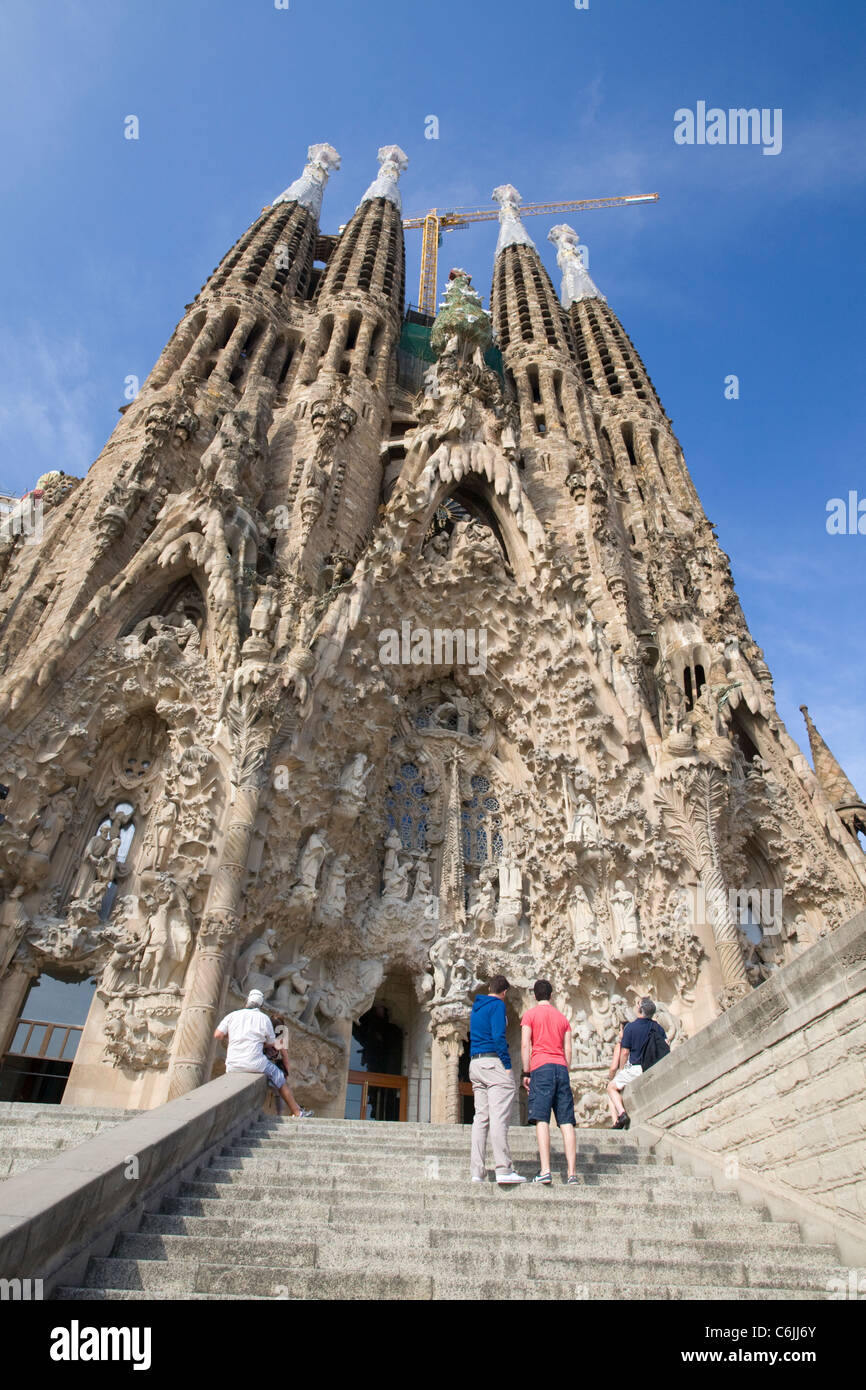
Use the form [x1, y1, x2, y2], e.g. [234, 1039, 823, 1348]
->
[520, 980, 577, 1184]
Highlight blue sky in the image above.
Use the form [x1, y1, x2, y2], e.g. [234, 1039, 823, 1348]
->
[0, 0, 863, 793]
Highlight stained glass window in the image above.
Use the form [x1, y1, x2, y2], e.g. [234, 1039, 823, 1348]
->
[461, 774, 502, 864]
[384, 763, 429, 851]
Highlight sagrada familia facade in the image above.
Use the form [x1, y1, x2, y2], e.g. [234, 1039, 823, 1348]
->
[1, 143, 864, 1122]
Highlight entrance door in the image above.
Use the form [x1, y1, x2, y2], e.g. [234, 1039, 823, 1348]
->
[345, 1004, 407, 1121]
[345, 1071, 408, 1121]
[458, 1040, 474, 1124]
[0, 975, 96, 1103]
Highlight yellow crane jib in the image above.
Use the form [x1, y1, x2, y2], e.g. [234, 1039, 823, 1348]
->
[403, 193, 659, 318]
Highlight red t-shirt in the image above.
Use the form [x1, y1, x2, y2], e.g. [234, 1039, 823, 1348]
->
[520, 1004, 571, 1069]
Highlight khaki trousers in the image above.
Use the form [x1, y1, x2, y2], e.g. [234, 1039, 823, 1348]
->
[469, 1056, 516, 1178]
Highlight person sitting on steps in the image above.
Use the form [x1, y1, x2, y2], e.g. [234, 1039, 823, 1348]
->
[214, 989, 313, 1118]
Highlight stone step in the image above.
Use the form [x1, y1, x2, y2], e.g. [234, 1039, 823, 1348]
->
[141, 1208, 804, 1246]
[177, 1177, 743, 1212]
[247, 1121, 634, 1149]
[200, 1161, 714, 1193]
[214, 1156, 667, 1178]
[78, 1253, 839, 1297]
[116, 1229, 838, 1271]
[152, 1200, 789, 1245]
[0, 1103, 134, 1121]
[226, 1139, 653, 1162]
[0, 1103, 132, 1184]
[55, 1281, 829, 1302]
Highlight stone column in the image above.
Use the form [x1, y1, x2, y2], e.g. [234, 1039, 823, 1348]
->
[211, 313, 258, 383]
[322, 316, 351, 374]
[317, 1017, 352, 1119]
[167, 684, 276, 1099]
[429, 1017, 466, 1124]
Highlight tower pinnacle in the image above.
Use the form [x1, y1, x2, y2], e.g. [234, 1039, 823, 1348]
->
[548, 223, 605, 307]
[360, 145, 410, 211]
[800, 706, 866, 837]
[272, 143, 341, 217]
[492, 185, 536, 255]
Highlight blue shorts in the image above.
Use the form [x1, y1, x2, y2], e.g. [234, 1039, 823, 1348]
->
[527, 1063, 576, 1127]
[264, 1060, 287, 1092]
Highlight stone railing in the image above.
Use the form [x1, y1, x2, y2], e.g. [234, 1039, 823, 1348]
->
[0, 1070, 266, 1293]
[627, 908, 866, 1266]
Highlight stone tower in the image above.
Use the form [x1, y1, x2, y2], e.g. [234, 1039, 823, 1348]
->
[1, 147, 864, 1119]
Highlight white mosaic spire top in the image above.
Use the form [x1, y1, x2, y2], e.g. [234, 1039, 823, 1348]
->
[548, 224, 605, 306]
[272, 143, 341, 217]
[492, 184, 537, 255]
[361, 145, 410, 211]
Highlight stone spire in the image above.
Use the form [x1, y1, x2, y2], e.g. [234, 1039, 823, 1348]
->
[548, 224, 605, 307]
[272, 143, 341, 217]
[360, 145, 410, 211]
[800, 706, 866, 836]
[491, 184, 536, 255]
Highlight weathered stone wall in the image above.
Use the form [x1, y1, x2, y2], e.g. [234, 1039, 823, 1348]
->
[628, 909, 866, 1256]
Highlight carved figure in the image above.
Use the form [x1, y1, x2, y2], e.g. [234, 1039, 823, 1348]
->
[139, 878, 194, 992]
[29, 789, 76, 857]
[610, 879, 641, 958]
[296, 831, 329, 891]
[142, 799, 178, 871]
[569, 884, 598, 954]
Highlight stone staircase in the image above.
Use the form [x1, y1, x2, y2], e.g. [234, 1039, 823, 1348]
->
[0, 1103, 133, 1180]
[56, 1117, 845, 1300]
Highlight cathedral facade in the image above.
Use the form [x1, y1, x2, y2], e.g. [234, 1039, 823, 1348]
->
[1, 143, 864, 1122]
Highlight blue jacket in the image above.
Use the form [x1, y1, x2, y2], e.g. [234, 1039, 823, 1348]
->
[469, 994, 511, 1069]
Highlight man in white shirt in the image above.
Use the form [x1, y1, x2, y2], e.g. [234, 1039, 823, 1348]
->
[213, 989, 312, 1117]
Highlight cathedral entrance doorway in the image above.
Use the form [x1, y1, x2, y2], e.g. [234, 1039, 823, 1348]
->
[345, 1004, 408, 1121]
[0, 974, 96, 1104]
[458, 1041, 474, 1124]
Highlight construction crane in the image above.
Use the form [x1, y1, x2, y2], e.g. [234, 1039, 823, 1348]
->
[403, 193, 659, 318]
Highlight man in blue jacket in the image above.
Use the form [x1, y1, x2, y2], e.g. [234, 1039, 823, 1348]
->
[468, 974, 527, 1185]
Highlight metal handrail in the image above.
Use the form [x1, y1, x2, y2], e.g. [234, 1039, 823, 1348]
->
[8, 1018, 84, 1061]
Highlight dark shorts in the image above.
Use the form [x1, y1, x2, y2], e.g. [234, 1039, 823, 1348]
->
[527, 1063, 576, 1127]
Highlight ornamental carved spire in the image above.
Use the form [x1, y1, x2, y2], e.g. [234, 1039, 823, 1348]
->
[272, 142, 341, 217]
[548, 223, 605, 307]
[491, 184, 536, 255]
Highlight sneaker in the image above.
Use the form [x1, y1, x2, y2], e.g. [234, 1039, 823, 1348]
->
[566, 1175, 580, 1185]
[496, 1171, 528, 1186]
[532, 1172, 552, 1184]
[294, 1108, 314, 1118]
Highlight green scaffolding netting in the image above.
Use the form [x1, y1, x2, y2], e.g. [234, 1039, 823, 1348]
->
[397, 319, 503, 378]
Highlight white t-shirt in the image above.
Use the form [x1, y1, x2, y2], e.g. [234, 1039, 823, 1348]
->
[216, 1007, 275, 1073]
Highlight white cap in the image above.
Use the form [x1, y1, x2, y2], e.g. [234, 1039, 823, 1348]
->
[272, 143, 341, 217]
[246, 989, 265, 1007]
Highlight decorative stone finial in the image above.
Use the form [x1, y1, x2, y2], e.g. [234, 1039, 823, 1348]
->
[491, 184, 536, 255]
[272, 143, 341, 217]
[361, 145, 410, 211]
[548, 223, 605, 307]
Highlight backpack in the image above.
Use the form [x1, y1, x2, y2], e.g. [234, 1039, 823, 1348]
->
[640, 1023, 670, 1071]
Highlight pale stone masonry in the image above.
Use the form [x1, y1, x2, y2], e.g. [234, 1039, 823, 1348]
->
[628, 908, 866, 1262]
[0, 141, 864, 1121]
